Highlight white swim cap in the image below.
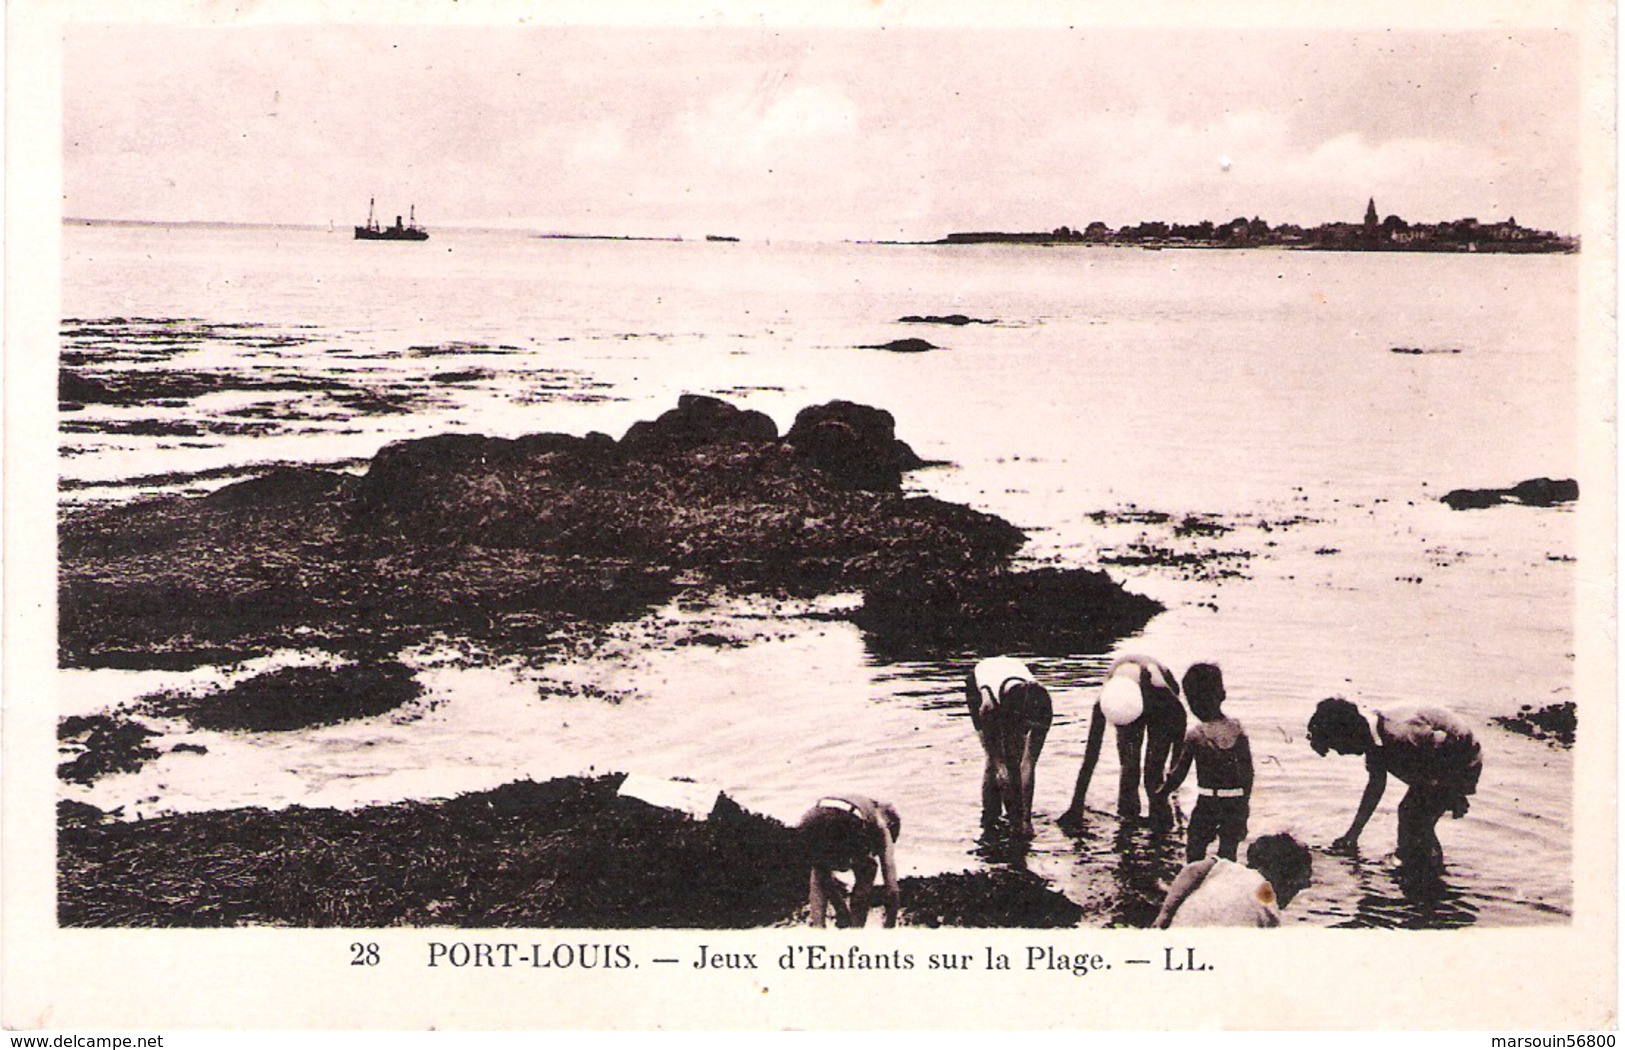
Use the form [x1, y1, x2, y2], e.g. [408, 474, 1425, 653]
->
[1099, 667, 1145, 726]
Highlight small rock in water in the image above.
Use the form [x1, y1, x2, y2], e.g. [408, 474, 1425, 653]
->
[897, 314, 995, 326]
[1441, 477, 1578, 510]
[1492, 701, 1575, 747]
[862, 338, 939, 353]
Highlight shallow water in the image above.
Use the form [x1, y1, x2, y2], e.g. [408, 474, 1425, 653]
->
[59, 223, 1578, 927]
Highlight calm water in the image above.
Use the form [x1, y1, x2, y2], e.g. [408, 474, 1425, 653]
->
[59, 222, 1579, 927]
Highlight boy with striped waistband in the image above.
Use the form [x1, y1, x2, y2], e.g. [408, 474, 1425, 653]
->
[1152, 662, 1254, 862]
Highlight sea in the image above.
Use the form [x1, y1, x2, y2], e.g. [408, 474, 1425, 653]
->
[57, 221, 1582, 928]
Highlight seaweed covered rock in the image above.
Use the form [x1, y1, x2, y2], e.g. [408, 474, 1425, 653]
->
[618, 394, 778, 460]
[853, 567, 1164, 660]
[205, 468, 351, 510]
[898, 314, 994, 326]
[351, 430, 616, 519]
[58, 714, 163, 785]
[57, 776, 807, 928]
[1493, 701, 1576, 746]
[141, 661, 423, 732]
[785, 400, 926, 492]
[900, 869, 1085, 928]
[60, 370, 116, 405]
[1442, 477, 1578, 510]
[862, 338, 938, 353]
[59, 396, 1158, 670]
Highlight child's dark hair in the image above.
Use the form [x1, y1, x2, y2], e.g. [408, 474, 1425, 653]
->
[1306, 697, 1365, 755]
[1247, 832, 1312, 887]
[1182, 662, 1226, 719]
[880, 802, 902, 843]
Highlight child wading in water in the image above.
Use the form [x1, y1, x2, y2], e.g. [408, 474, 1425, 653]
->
[1307, 697, 1482, 875]
[1153, 662, 1253, 862]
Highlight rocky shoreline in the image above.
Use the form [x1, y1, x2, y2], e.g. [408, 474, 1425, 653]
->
[60, 395, 1160, 670]
[59, 396, 1163, 927]
[59, 776, 1090, 928]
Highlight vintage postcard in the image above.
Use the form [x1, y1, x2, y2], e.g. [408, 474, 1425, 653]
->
[3, 0, 1616, 1033]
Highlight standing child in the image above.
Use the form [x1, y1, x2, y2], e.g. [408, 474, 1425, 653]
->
[1152, 662, 1254, 862]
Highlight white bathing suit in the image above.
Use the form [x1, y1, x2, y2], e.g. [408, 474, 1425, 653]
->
[972, 656, 1035, 709]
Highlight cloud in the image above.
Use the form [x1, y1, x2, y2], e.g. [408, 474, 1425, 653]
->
[940, 108, 1534, 230]
[60, 24, 1582, 236]
[678, 82, 860, 169]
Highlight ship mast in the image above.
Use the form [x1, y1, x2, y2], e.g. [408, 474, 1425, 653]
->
[367, 196, 377, 230]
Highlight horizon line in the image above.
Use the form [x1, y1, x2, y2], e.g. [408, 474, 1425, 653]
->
[62, 208, 1579, 240]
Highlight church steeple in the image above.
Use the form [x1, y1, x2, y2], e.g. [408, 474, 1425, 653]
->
[1364, 197, 1379, 228]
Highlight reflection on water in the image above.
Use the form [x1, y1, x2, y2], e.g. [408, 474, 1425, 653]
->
[972, 826, 1036, 871]
[1101, 820, 1189, 929]
[1049, 815, 1192, 929]
[1328, 855, 1482, 930]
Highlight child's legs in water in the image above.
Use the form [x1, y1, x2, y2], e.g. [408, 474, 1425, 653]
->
[1186, 796, 1221, 862]
[1397, 786, 1447, 871]
[1215, 799, 1250, 861]
[1114, 720, 1146, 819]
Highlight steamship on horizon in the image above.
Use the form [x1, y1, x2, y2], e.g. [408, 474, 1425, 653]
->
[354, 197, 428, 241]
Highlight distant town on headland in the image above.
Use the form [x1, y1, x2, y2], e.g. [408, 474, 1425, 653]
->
[932, 198, 1578, 253]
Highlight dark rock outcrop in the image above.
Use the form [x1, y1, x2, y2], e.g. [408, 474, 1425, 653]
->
[853, 566, 1165, 660]
[900, 868, 1086, 928]
[1441, 477, 1578, 510]
[59, 397, 1158, 669]
[785, 400, 926, 491]
[57, 714, 162, 785]
[205, 468, 351, 510]
[862, 338, 938, 353]
[350, 430, 617, 522]
[618, 394, 777, 460]
[1492, 701, 1576, 747]
[142, 662, 423, 732]
[60, 371, 116, 404]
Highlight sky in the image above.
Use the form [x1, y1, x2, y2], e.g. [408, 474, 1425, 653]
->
[62, 21, 1584, 241]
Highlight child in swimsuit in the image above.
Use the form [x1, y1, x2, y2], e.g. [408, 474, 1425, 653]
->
[1058, 654, 1187, 826]
[965, 656, 1053, 838]
[1307, 696, 1482, 874]
[797, 795, 902, 927]
[1153, 662, 1254, 862]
